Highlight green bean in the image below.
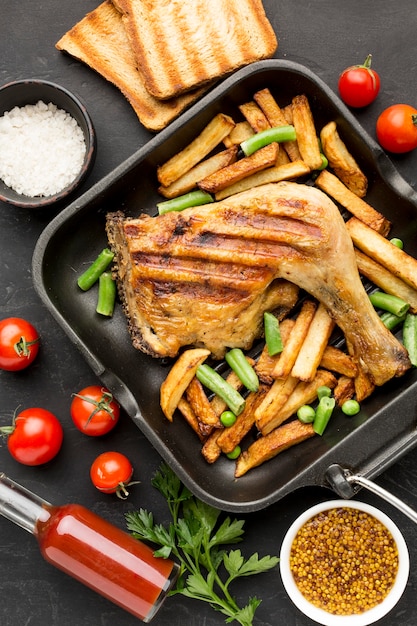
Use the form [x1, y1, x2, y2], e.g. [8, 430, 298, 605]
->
[313, 396, 336, 436]
[240, 125, 296, 157]
[96, 272, 116, 317]
[77, 248, 114, 291]
[196, 364, 246, 415]
[263, 312, 283, 356]
[402, 312, 417, 366]
[220, 410, 237, 428]
[380, 311, 407, 331]
[317, 385, 332, 400]
[341, 399, 361, 416]
[297, 405, 316, 424]
[157, 190, 213, 214]
[225, 348, 259, 392]
[317, 153, 328, 170]
[369, 290, 409, 317]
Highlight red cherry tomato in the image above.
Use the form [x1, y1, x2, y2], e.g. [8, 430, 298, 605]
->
[338, 54, 380, 108]
[90, 451, 136, 499]
[376, 104, 417, 153]
[3, 408, 63, 466]
[0, 317, 40, 371]
[70, 386, 120, 436]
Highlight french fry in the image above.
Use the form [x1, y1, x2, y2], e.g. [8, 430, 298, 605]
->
[217, 387, 268, 454]
[177, 398, 206, 441]
[354, 249, 417, 313]
[291, 94, 323, 170]
[157, 113, 235, 187]
[201, 428, 223, 463]
[272, 300, 317, 379]
[320, 121, 368, 197]
[160, 348, 210, 420]
[238, 101, 270, 132]
[315, 169, 391, 235]
[158, 147, 238, 198]
[320, 345, 358, 378]
[215, 159, 310, 200]
[258, 369, 337, 436]
[223, 121, 254, 148]
[186, 377, 221, 435]
[291, 303, 335, 382]
[346, 217, 417, 291]
[253, 88, 301, 162]
[198, 142, 279, 194]
[235, 420, 315, 477]
[333, 376, 355, 406]
[254, 375, 299, 434]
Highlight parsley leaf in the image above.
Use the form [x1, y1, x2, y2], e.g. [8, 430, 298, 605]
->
[125, 462, 279, 625]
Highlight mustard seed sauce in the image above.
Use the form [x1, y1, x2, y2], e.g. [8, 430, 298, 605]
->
[289, 507, 399, 615]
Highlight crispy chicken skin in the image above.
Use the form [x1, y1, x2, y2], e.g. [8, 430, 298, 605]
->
[106, 182, 410, 385]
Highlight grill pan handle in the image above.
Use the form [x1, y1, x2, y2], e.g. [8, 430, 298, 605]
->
[326, 463, 417, 524]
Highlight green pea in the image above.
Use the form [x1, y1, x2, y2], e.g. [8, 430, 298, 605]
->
[341, 399, 361, 416]
[226, 446, 241, 460]
[317, 385, 332, 400]
[297, 405, 316, 424]
[220, 410, 237, 428]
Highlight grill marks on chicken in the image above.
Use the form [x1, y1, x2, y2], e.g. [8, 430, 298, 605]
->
[106, 182, 410, 385]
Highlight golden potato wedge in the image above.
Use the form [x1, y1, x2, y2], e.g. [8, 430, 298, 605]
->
[291, 303, 335, 382]
[320, 121, 368, 197]
[238, 101, 270, 132]
[315, 169, 390, 235]
[235, 420, 315, 477]
[346, 217, 417, 291]
[258, 369, 337, 436]
[201, 428, 223, 464]
[158, 147, 238, 198]
[354, 248, 417, 313]
[160, 348, 210, 420]
[198, 142, 279, 194]
[254, 375, 299, 434]
[333, 376, 355, 406]
[253, 88, 300, 162]
[215, 159, 310, 200]
[177, 398, 206, 441]
[320, 345, 358, 378]
[186, 377, 221, 435]
[291, 94, 323, 170]
[157, 113, 235, 187]
[217, 387, 268, 454]
[272, 300, 317, 379]
[354, 366, 375, 402]
[223, 121, 254, 148]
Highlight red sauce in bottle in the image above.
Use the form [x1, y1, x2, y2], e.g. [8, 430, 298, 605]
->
[36, 503, 177, 622]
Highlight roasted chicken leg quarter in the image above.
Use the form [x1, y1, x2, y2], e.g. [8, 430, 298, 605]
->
[106, 181, 410, 386]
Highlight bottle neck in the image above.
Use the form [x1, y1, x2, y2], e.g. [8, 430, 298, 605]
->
[0, 473, 52, 534]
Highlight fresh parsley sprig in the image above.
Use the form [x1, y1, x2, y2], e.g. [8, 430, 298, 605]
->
[125, 462, 279, 626]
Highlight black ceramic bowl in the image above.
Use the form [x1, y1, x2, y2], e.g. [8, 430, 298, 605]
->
[0, 79, 96, 209]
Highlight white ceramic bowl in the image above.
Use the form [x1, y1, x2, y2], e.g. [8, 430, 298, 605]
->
[280, 499, 409, 626]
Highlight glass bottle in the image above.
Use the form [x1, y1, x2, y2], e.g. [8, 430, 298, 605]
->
[0, 473, 179, 622]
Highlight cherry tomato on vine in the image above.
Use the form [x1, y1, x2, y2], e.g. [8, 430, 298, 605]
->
[0, 317, 40, 371]
[338, 54, 380, 108]
[376, 104, 417, 153]
[1, 407, 63, 466]
[70, 385, 120, 436]
[90, 451, 137, 499]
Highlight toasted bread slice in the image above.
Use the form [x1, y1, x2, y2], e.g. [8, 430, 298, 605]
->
[56, 1, 206, 131]
[112, 0, 278, 100]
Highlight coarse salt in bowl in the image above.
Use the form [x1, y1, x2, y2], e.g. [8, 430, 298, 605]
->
[0, 79, 96, 209]
[280, 499, 409, 626]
